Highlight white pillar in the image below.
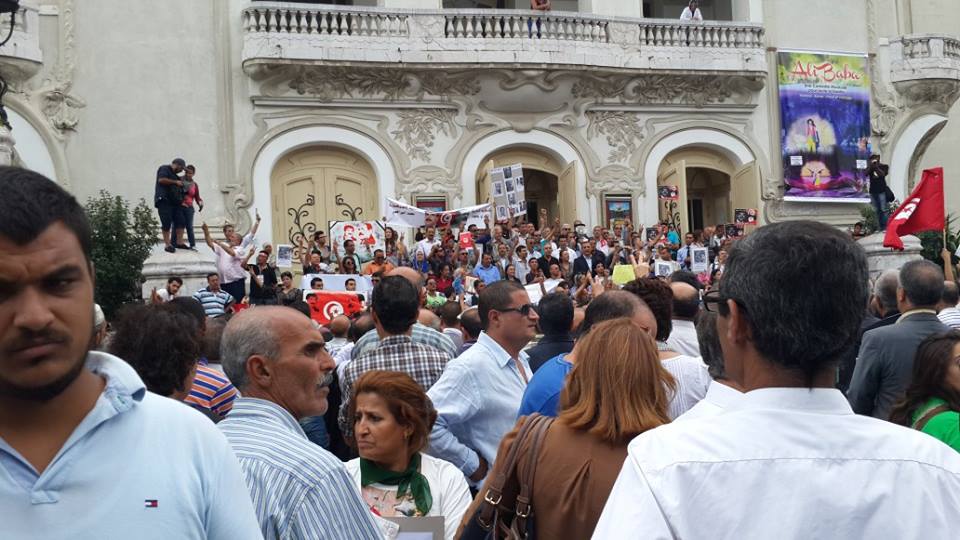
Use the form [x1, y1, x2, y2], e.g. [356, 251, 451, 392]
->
[732, 0, 763, 22]
[0, 124, 15, 166]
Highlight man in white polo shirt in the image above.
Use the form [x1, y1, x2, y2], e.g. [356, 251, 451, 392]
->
[0, 167, 261, 539]
[595, 221, 960, 538]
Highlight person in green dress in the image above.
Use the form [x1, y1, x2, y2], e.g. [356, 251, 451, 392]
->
[890, 331, 960, 452]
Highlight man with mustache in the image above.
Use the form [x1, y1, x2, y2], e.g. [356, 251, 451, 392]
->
[0, 167, 260, 538]
[218, 306, 381, 539]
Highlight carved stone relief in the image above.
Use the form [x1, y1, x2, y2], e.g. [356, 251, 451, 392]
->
[390, 109, 457, 162]
[586, 111, 644, 163]
[572, 74, 765, 107]
[30, 0, 86, 134]
[258, 65, 480, 102]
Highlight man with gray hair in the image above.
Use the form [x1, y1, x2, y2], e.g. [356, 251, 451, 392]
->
[865, 269, 901, 331]
[218, 307, 382, 539]
[936, 280, 960, 329]
[673, 310, 742, 421]
[848, 260, 949, 419]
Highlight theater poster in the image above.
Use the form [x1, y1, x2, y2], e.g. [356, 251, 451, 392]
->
[778, 50, 871, 202]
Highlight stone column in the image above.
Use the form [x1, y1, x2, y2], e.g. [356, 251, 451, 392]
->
[858, 232, 923, 278]
[0, 123, 15, 166]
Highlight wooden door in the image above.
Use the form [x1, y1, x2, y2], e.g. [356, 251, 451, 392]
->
[557, 161, 577, 225]
[731, 161, 761, 223]
[658, 160, 688, 235]
[271, 147, 378, 264]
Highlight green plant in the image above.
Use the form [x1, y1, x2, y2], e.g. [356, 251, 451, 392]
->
[84, 191, 159, 319]
[917, 213, 959, 265]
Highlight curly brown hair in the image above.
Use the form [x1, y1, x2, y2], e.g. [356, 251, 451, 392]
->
[622, 278, 673, 341]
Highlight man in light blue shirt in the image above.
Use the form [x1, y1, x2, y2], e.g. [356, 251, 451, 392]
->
[0, 168, 261, 540]
[518, 291, 657, 417]
[474, 253, 502, 285]
[218, 306, 382, 540]
[427, 281, 539, 484]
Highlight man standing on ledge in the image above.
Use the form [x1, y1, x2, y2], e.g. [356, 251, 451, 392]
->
[594, 221, 960, 538]
[0, 167, 261, 538]
[427, 280, 538, 484]
[155, 157, 185, 253]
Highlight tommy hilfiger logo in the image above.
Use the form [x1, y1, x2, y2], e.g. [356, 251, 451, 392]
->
[144, 500, 158, 508]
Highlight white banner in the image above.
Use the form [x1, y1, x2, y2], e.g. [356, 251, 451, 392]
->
[385, 198, 492, 229]
[386, 199, 427, 228]
[300, 274, 374, 294]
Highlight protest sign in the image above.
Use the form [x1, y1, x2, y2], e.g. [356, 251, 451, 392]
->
[525, 278, 560, 304]
[276, 244, 293, 268]
[489, 163, 526, 218]
[655, 261, 675, 277]
[734, 208, 758, 225]
[329, 221, 384, 263]
[691, 247, 709, 273]
[612, 264, 636, 285]
[459, 232, 474, 250]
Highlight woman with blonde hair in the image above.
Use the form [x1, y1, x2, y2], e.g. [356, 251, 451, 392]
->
[459, 318, 674, 538]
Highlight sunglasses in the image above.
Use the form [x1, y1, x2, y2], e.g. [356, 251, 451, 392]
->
[496, 303, 536, 317]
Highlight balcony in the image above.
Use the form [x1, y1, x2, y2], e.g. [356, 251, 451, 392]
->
[241, 3, 766, 78]
[0, 2, 41, 82]
[890, 34, 960, 84]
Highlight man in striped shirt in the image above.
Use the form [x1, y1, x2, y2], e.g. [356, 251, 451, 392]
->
[218, 306, 382, 540]
[937, 280, 960, 329]
[185, 360, 238, 418]
[193, 273, 234, 317]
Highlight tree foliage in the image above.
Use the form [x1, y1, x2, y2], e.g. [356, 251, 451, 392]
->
[84, 191, 158, 319]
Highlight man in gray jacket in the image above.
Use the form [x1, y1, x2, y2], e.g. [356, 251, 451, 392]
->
[847, 260, 949, 419]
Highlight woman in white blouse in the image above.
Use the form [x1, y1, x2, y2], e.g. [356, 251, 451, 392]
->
[680, 0, 703, 21]
[344, 370, 471, 540]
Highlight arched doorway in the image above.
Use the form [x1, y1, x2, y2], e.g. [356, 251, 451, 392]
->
[270, 146, 378, 253]
[473, 147, 576, 224]
[656, 146, 759, 234]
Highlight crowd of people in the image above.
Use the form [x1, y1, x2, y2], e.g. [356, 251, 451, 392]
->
[4, 165, 960, 540]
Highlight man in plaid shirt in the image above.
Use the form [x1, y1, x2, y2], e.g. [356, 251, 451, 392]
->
[338, 275, 450, 434]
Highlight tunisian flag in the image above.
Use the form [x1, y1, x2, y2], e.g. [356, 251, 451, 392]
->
[883, 167, 945, 250]
[306, 291, 364, 325]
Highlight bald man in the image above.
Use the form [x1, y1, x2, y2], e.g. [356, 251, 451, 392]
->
[350, 267, 457, 359]
[326, 315, 351, 358]
[418, 308, 441, 331]
[518, 291, 658, 417]
[666, 281, 701, 356]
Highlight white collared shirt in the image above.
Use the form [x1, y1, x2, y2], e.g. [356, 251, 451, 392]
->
[665, 319, 700, 357]
[660, 354, 711, 419]
[672, 380, 742, 422]
[593, 388, 960, 539]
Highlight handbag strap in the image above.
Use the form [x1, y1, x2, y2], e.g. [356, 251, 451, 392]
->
[912, 404, 951, 432]
[476, 414, 543, 530]
[511, 415, 555, 536]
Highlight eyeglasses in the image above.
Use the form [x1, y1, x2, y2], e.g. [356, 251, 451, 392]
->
[702, 289, 746, 314]
[496, 303, 536, 317]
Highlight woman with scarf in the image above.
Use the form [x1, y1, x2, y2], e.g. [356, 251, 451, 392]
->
[345, 371, 471, 540]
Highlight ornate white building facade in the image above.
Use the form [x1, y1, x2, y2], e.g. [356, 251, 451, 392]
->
[1, 0, 959, 289]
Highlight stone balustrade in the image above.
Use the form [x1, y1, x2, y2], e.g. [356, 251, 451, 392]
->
[890, 34, 960, 84]
[0, 3, 42, 82]
[242, 2, 766, 76]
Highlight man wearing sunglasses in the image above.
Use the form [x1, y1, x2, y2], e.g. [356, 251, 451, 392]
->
[427, 281, 538, 486]
[596, 220, 960, 538]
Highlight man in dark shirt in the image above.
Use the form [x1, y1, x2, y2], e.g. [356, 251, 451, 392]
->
[867, 154, 891, 230]
[537, 243, 560, 276]
[248, 250, 278, 305]
[526, 292, 575, 372]
[155, 158, 186, 253]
